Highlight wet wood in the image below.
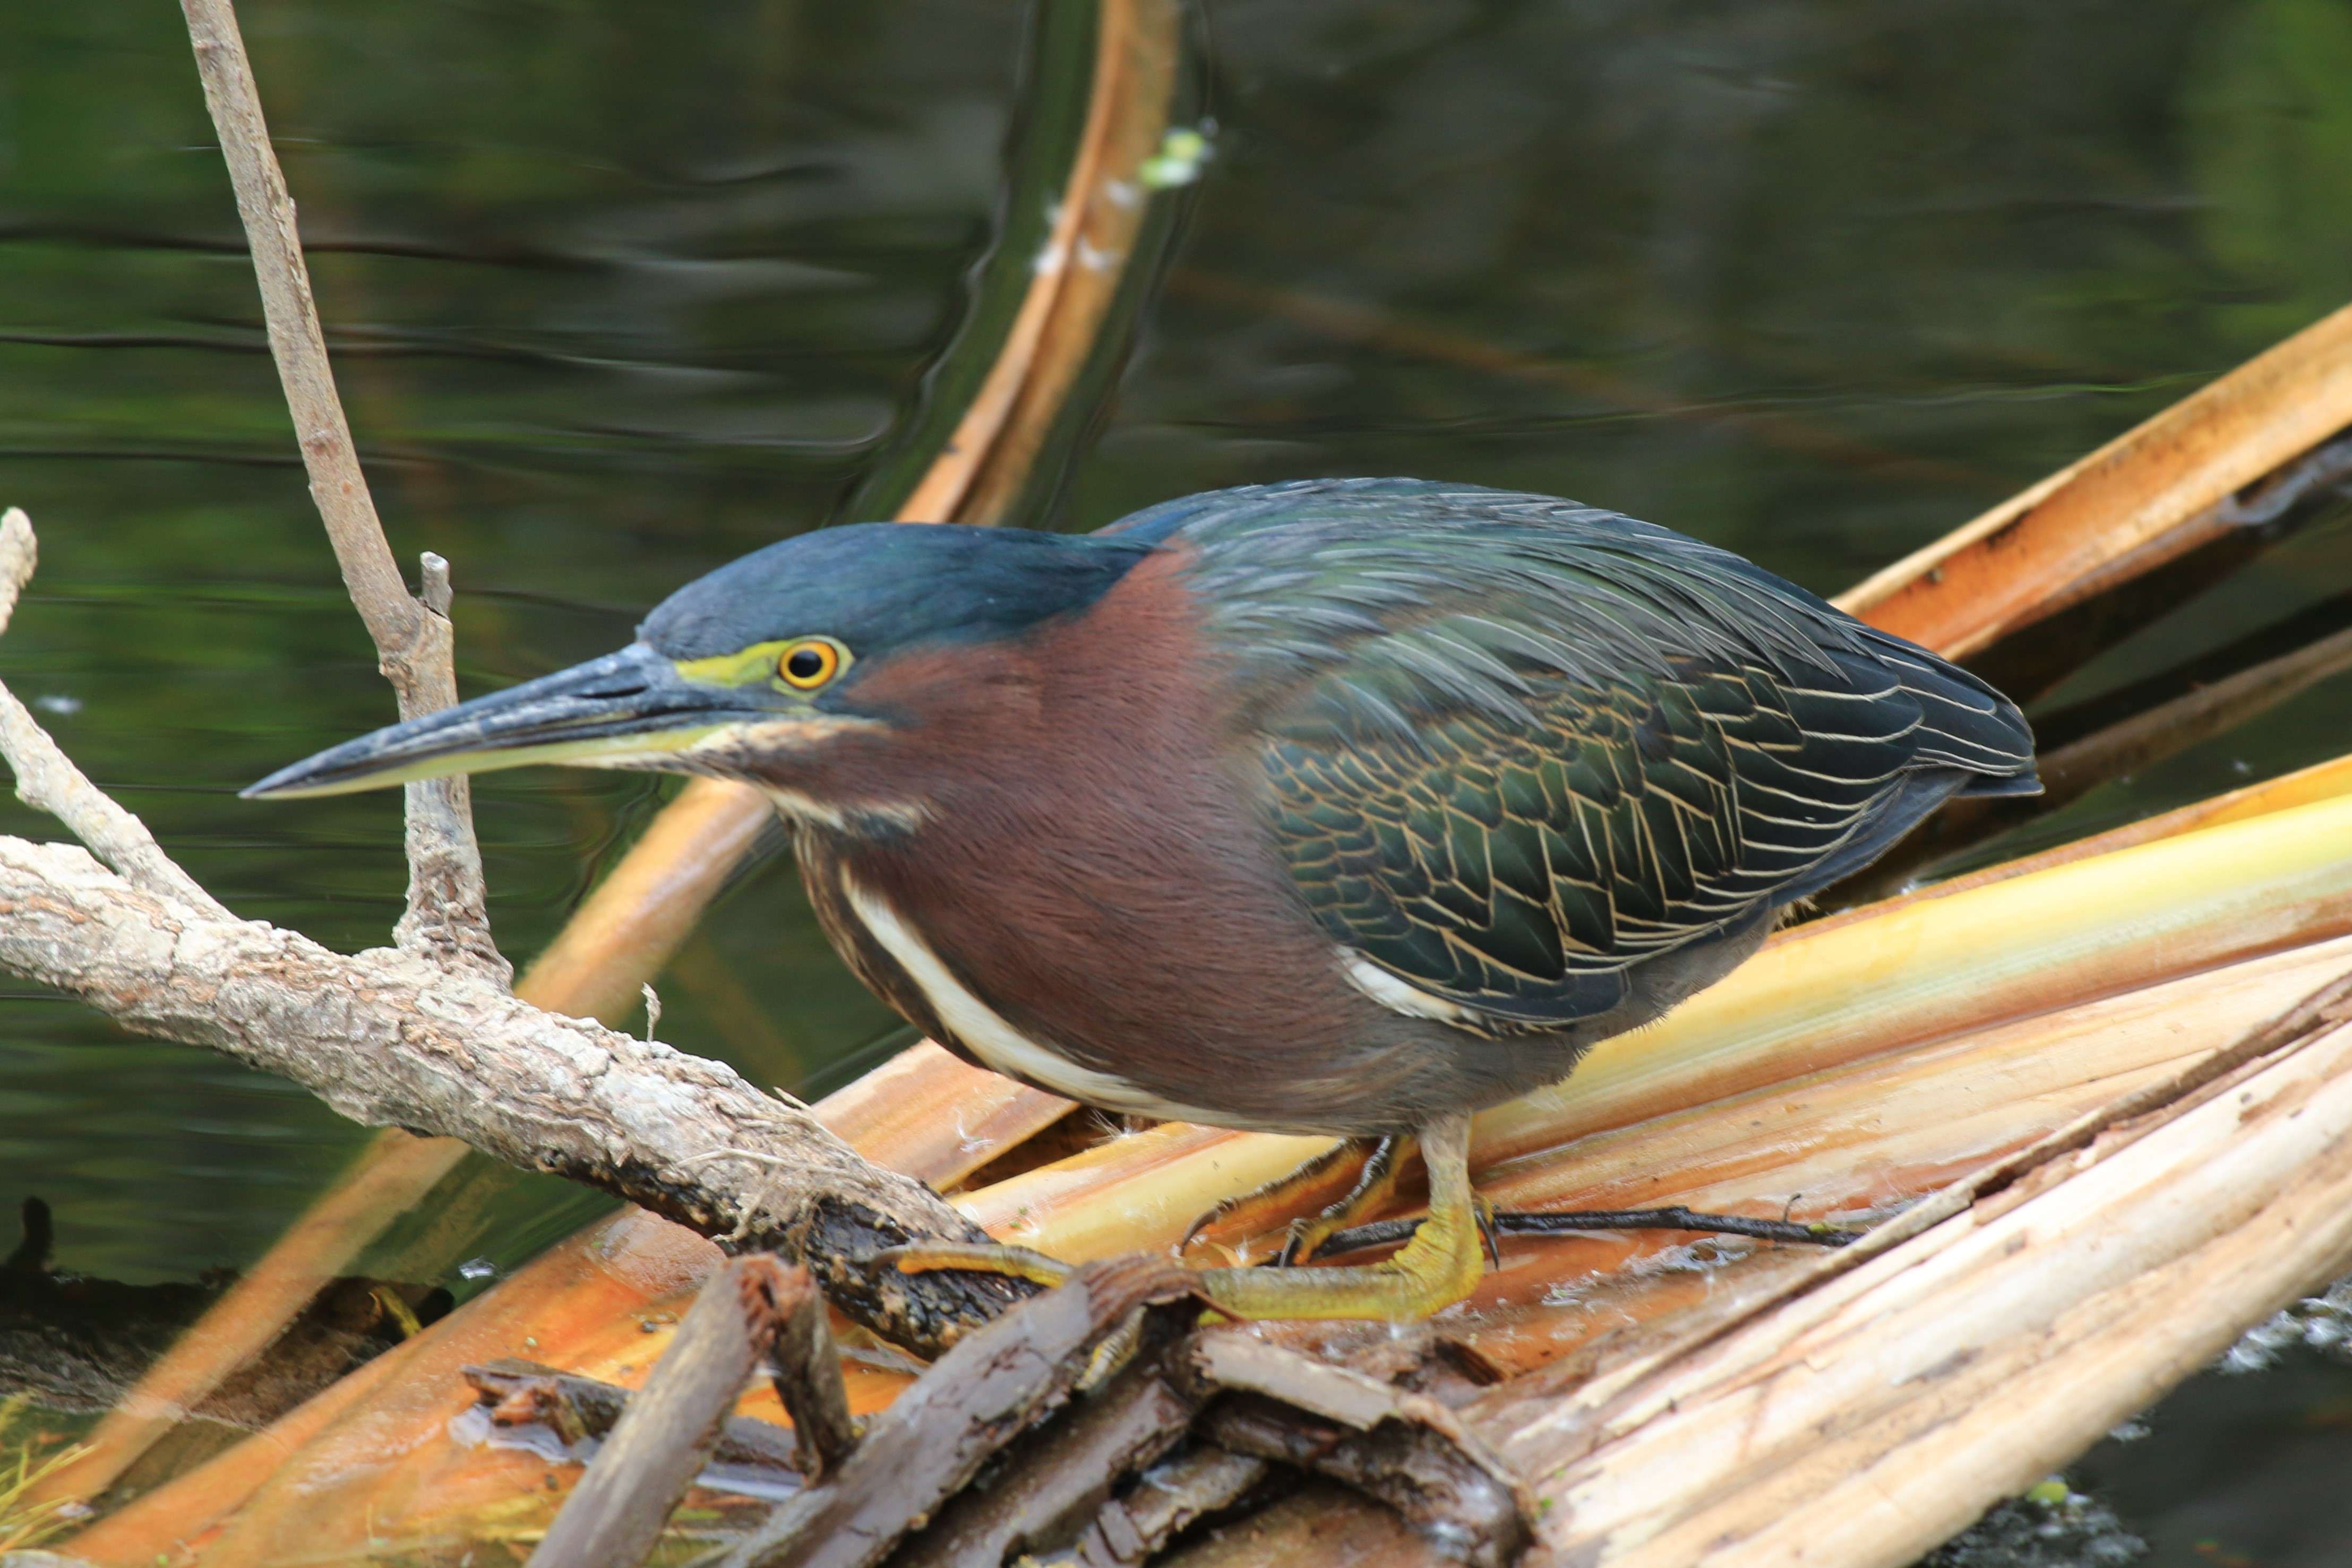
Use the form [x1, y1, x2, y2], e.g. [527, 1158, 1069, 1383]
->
[1184, 1336, 1529, 1567]
[466, 1359, 803, 1475]
[716, 1256, 1196, 1568]
[528, 1256, 797, 1568]
[1195, 1398, 1523, 1568]
[1076, 1446, 1269, 1567]
[890, 1349, 1198, 1568]
[766, 1264, 860, 1479]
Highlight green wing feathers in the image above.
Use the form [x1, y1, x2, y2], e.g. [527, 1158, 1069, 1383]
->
[1161, 480, 2038, 1032]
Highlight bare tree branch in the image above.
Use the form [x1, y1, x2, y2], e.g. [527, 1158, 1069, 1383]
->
[0, 831, 1023, 1352]
[3, 815, 1023, 1332]
[178, 0, 497, 973]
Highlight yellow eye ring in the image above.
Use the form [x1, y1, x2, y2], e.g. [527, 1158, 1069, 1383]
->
[777, 639, 842, 690]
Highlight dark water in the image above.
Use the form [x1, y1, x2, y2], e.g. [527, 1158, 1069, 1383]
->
[4, 1, 2351, 1559]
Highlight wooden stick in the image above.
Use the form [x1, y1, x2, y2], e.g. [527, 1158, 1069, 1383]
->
[715, 1255, 1196, 1568]
[527, 1256, 791, 1568]
[178, 0, 496, 973]
[763, 1264, 859, 1480]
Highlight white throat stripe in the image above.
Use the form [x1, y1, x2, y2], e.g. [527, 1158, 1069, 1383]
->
[839, 877, 1215, 1122]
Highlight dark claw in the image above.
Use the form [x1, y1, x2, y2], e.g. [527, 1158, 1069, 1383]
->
[1275, 1225, 1308, 1270]
[1314, 1206, 1865, 1258]
[1476, 1203, 1504, 1270]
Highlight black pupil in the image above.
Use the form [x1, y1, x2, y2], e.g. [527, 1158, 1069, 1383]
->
[786, 647, 827, 682]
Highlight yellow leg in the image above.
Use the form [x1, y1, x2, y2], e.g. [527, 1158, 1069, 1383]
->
[887, 1114, 1486, 1325]
[1192, 1113, 1482, 1323]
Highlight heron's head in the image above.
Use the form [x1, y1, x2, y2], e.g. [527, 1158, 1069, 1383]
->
[246, 523, 1155, 820]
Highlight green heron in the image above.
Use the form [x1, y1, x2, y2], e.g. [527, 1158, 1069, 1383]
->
[251, 479, 2037, 1322]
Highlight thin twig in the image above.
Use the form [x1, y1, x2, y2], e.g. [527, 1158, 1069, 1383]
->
[178, 0, 497, 973]
[389, 552, 503, 976]
[0, 510, 228, 919]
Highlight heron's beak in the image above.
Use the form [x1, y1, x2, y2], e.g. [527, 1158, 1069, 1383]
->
[244, 642, 786, 799]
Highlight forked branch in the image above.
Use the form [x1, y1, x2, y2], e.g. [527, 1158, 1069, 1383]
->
[179, 0, 497, 973]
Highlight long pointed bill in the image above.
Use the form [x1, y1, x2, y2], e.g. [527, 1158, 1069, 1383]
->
[244, 643, 782, 800]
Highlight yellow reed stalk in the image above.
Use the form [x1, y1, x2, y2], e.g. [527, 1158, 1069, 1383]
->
[1837, 302, 2352, 657]
[1530, 1019, 2352, 1568]
[813, 1042, 1071, 1190]
[1192, 966, 2352, 1567]
[1438, 935, 2352, 1365]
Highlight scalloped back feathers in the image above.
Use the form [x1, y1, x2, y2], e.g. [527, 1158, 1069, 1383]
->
[1135, 479, 2038, 1034]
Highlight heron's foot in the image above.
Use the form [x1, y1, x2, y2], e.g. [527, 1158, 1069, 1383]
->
[1178, 1137, 1369, 1260]
[1188, 1113, 1482, 1322]
[1280, 1134, 1413, 1265]
[891, 1115, 1489, 1325]
[1315, 1204, 1865, 1258]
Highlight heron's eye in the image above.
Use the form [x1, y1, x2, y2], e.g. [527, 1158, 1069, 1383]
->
[778, 640, 841, 690]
